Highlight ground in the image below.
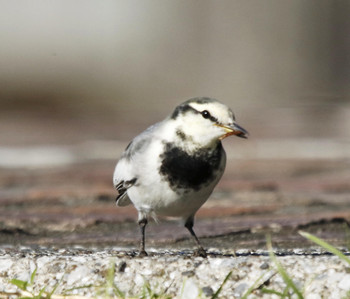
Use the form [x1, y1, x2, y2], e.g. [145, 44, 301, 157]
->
[1, 158, 349, 250]
[0, 106, 350, 298]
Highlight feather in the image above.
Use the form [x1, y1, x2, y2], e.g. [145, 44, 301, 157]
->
[115, 179, 137, 206]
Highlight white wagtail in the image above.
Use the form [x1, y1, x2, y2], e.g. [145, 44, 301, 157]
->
[113, 97, 248, 257]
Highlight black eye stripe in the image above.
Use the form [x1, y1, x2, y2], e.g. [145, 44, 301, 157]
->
[171, 104, 219, 123]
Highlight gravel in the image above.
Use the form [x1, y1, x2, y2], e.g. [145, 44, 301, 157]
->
[1, 245, 350, 298]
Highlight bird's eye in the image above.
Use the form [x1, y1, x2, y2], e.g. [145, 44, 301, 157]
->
[201, 110, 211, 119]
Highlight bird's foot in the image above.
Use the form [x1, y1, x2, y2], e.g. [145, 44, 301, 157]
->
[138, 249, 148, 257]
[193, 247, 207, 258]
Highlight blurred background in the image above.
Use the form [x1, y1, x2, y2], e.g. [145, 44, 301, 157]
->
[1, 0, 349, 151]
[0, 0, 350, 247]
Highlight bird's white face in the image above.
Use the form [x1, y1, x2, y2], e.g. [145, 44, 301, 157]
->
[169, 98, 247, 150]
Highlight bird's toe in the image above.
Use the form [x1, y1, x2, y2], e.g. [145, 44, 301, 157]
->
[193, 248, 207, 258]
[138, 250, 148, 257]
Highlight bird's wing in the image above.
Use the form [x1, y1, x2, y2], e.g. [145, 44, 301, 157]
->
[114, 155, 137, 206]
[115, 178, 137, 206]
[113, 122, 161, 207]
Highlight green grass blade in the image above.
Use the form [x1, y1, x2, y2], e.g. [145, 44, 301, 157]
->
[47, 274, 64, 298]
[267, 235, 304, 299]
[34, 286, 46, 299]
[261, 287, 284, 296]
[344, 223, 350, 250]
[113, 284, 126, 298]
[282, 285, 292, 298]
[105, 260, 116, 297]
[299, 231, 350, 265]
[211, 271, 232, 299]
[30, 268, 37, 285]
[10, 278, 28, 291]
[241, 271, 273, 299]
[63, 284, 94, 295]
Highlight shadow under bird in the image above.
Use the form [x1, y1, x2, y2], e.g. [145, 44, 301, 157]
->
[113, 97, 248, 257]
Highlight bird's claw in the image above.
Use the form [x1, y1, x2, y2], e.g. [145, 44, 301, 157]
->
[193, 248, 207, 258]
[138, 250, 148, 257]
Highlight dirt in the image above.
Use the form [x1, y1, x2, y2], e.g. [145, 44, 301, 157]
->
[1, 159, 349, 252]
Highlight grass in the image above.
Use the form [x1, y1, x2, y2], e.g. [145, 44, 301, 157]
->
[211, 271, 232, 299]
[3, 231, 350, 298]
[95, 260, 125, 298]
[299, 230, 350, 265]
[238, 234, 305, 299]
[6, 267, 61, 299]
[240, 271, 276, 299]
[266, 234, 303, 299]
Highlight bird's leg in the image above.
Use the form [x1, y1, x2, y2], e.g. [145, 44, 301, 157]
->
[184, 217, 207, 258]
[138, 218, 148, 257]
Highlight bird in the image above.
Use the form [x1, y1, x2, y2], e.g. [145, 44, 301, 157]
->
[113, 97, 248, 257]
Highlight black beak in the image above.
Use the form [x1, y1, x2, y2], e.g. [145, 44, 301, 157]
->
[231, 123, 248, 139]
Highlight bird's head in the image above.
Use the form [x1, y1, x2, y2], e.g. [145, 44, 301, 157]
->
[169, 97, 248, 149]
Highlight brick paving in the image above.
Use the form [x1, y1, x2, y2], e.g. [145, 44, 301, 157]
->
[0, 106, 349, 249]
[1, 157, 349, 249]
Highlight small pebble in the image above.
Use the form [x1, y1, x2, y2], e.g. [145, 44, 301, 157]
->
[118, 261, 127, 272]
[0, 246, 349, 298]
[182, 270, 195, 277]
[260, 262, 269, 269]
[201, 286, 214, 297]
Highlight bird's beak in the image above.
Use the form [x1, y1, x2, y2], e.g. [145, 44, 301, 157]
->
[216, 123, 249, 140]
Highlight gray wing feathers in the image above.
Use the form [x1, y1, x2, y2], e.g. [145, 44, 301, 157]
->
[114, 122, 161, 207]
[115, 178, 137, 206]
[121, 122, 160, 160]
